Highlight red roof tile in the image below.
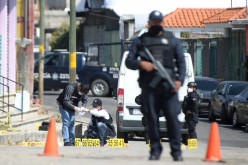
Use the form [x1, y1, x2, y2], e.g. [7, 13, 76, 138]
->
[203, 7, 247, 23]
[163, 8, 225, 28]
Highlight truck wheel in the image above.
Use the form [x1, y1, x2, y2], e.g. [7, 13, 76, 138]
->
[91, 79, 109, 97]
[117, 130, 128, 143]
[182, 134, 189, 145]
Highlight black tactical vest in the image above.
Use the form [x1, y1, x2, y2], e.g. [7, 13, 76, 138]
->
[140, 31, 175, 70]
[91, 113, 113, 126]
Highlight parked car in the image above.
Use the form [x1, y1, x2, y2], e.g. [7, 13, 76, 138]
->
[208, 81, 248, 123]
[34, 50, 119, 97]
[195, 76, 219, 115]
[116, 51, 194, 143]
[231, 87, 248, 128]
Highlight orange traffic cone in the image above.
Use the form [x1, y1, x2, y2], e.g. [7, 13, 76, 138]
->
[42, 118, 60, 157]
[205, 122, 222, 162]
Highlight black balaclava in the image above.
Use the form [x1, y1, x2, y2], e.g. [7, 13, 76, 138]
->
[149, 24, 163, 36]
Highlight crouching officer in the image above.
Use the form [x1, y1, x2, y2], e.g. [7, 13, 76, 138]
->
[81, 98, 116, 146]
[182, 82, 200, 139]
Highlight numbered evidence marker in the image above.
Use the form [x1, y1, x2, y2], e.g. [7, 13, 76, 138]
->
[75, 138, 83, 146]
[87, 139, 100, 147]
[75, 138, 100, 147]
[188, 139, 197, 149]
[107, 138, 125, 147]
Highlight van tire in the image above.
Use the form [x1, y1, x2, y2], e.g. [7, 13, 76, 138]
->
[117, 130, 128, 143]
[91, 79, 109, 97]
[182, 134, 189, 145]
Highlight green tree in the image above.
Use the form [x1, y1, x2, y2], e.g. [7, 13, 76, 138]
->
[50, 23, 69, 51]
[50, 23, 85, 51]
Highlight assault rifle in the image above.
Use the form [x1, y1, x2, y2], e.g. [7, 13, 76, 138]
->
[143, 47, 176, 90]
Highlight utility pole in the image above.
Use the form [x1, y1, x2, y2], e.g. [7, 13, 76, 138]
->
[69, 0, 77, 83]
[39, 0, 44, 106]
[28, 0, 34, 104]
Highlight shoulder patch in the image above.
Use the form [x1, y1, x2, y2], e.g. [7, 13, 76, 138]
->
[161, 38, 169, 45]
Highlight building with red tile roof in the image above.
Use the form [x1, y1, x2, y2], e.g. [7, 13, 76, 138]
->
[162, 7, 248, 38]
[203, 7, 247, 24]
[163, 8, 225, 28]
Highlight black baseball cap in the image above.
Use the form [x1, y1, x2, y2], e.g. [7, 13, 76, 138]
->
[92, 98, 102, 107]
[149, 10, 163, 21]
[187, 82, 197, 88]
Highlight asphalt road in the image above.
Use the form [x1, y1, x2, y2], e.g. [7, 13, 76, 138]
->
[41, 90, 117, 121]
[41, 90, 248, 148]
[0, 91, 247, 165]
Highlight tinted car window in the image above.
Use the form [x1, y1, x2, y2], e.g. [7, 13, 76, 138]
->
[242, 88, 248, 97]
[34, 52, 39, 62]
[59, 53, 85, 67]
[217, 83, 225, 94]
[227, 85, 248, 95]
[196, 80, 218, 91]
[44, 55, 59, 66]
[62, 54, 69, 66]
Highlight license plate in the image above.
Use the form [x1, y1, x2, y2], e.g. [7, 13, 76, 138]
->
[113, 73, 118, 78]
[132, 109, 142, 115]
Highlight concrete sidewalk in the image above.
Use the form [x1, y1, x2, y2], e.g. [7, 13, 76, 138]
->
[0, 140, 248, 165]
[0, 106, 91, 146]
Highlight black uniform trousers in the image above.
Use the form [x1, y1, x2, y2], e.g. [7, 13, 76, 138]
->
[140, 82, 182, 158]
[185, 113, 197, 139]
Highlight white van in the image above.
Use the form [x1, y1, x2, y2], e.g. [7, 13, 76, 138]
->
[116, 51, 195, 143]
[178, 53, 195, 101]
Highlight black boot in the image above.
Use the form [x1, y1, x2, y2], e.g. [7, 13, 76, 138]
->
[173, 155, 183, 161]
[149, 152, 161, 160]
[64, 142, 73, 146]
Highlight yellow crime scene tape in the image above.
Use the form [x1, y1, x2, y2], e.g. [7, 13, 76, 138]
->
[0, 130, 8, 135]
[188, 139, 197, 149]
[19, 142, 30, 146]
[74, 138, 126, 147]
[34, 124, 41, 130]
[18, 141, 45, 147]
[34, 142, 45, 146]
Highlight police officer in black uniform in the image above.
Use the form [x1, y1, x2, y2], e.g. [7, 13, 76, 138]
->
[125, 10, 186, 161]
[56, 82, 89, 146]
[182, 82, 200, 139]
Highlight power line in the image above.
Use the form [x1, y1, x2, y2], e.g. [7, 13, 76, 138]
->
[89, 12, 119, 21]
